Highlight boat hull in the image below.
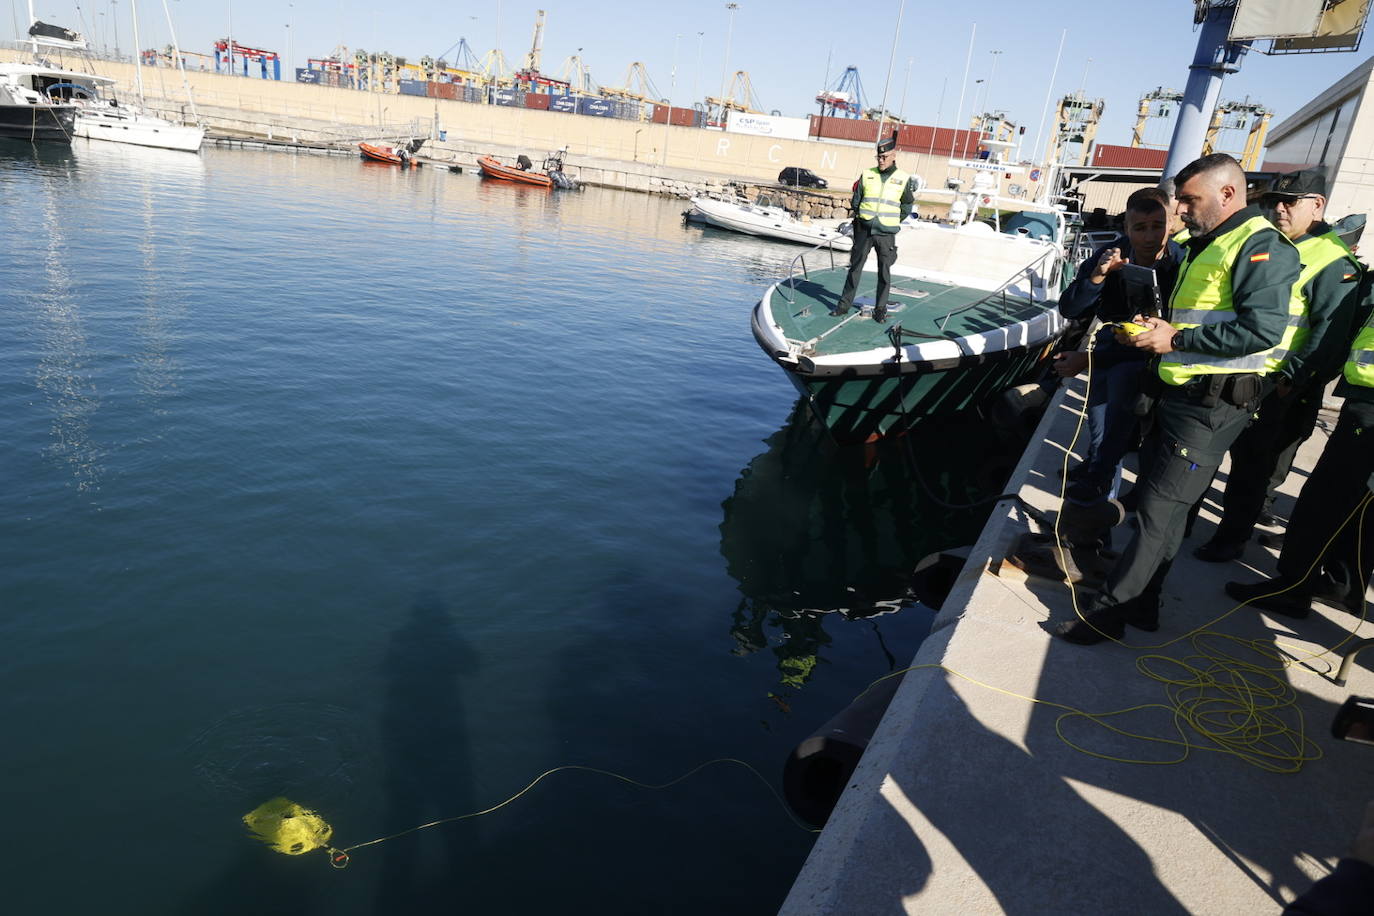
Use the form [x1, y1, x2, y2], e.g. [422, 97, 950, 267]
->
[780, 337, 1058, 442]
[0, 104, 75, 143]
[477, 155, 553, 187]
[74, 111, 203, 152]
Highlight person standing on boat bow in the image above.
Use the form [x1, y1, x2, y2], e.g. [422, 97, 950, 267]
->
[835, 134, 919, 323]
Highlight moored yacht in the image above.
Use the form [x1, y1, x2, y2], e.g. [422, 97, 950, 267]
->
[0, 61, 79, 142]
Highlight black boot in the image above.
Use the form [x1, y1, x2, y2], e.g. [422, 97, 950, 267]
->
[1224, 578, 1311, 619]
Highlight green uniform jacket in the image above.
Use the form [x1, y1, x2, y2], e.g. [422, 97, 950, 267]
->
[1171, 205, 1298, 363]
[849, 165, 919, 235]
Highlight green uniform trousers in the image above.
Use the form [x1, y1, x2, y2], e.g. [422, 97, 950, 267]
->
[1093, 390, 1258, 612]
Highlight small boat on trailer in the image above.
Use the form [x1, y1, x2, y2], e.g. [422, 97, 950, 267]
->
[688, 190, 856, 250]
[751, 193, 1070, 443]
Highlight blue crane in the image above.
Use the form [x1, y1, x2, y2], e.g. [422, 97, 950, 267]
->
[816, 66, 866, 119]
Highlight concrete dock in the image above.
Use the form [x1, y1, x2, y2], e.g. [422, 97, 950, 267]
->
[781, 379, 1373, 914]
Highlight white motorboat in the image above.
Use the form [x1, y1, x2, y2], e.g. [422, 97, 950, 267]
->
[689, 191, 855, 251]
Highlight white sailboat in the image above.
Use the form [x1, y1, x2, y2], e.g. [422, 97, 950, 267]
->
[26, 0, 205, 152]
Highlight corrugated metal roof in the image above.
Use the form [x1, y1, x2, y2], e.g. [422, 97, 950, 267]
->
[1091, 144, 1168, 169]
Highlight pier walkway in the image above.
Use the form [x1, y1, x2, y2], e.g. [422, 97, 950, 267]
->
[782, 378, 1373, 914]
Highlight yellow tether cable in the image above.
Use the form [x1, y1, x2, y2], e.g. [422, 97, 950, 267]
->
[857, 325, 1370, 773]
[294, 758, 819, 868]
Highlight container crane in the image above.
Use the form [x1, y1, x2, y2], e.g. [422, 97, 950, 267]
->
[1047, 91, 1104, 167]
[706, 70, 763, 124]
[557, 54, 597, 95]
[1131, 86, 1270, 170]
[600, 62, 661, 103]
[214, 38, 281, 79]
[816, 66, 864, 118]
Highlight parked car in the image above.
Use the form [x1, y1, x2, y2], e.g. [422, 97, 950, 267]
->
[778, 166, 827, 189]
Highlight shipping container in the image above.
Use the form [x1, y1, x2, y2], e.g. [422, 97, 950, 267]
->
[494, 89, 522, 107]
[432, 82, 457, 100]
[295, 68, 321, 84]
[650, 104, 698, 127]
[399, 79, 427, 97]
[578, 97, 616, 117]
[524, 92, 551, 110]
[551, 95, 578, 113]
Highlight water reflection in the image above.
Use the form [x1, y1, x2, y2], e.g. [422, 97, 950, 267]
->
[32, 187, 104, 493]
[719, 404, 1012, 691]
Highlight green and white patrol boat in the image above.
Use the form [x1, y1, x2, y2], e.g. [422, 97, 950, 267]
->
[751, 185, 1071, 442]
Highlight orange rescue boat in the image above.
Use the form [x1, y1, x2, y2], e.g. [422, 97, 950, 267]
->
[477, 155, 553, 188]
[359, 142, 416, 167]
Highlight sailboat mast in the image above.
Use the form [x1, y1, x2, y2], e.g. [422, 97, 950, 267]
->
[161, 0, 199, 122]
[26, 0, 38, 56]
[130, 0, 146, 101]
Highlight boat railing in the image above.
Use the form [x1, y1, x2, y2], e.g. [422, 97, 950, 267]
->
[777, 237, 850, 306]
[932, 245, 1061, 334]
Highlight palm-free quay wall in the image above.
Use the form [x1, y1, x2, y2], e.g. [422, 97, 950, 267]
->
[3, 48, 1047, 203]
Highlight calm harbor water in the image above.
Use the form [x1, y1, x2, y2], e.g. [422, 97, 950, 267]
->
[0, 141, 1008, 914]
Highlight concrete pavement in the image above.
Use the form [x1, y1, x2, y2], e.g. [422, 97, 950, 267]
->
[781, 379, 1373, 915]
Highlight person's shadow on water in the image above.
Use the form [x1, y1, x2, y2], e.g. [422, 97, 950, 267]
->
[372, 590, 478, 912]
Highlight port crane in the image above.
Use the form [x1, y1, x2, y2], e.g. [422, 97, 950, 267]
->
[1130, 87, 1270, 170]
[706, 70, 763, 123]
[816, 65, 865, 118]
[214, 38, 281, 79]
[1047, 91, 1104, 167]
[600, 62, 662, 103]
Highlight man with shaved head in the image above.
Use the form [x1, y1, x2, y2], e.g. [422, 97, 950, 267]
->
[1057, 153, 1301, 645]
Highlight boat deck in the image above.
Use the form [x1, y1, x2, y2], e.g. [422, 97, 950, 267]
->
[771, 266, 1045, 357]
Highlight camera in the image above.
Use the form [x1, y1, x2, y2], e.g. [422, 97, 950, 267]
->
[1332, 695, 1374, 745]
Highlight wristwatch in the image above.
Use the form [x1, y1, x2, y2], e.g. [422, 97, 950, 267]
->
[1171, 330, 1185, 351]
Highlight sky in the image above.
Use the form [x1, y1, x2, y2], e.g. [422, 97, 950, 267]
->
[8, 0, 1370, 157]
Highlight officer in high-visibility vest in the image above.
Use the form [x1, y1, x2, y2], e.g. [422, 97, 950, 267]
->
[1193, 166, 1363, 562]
[1225, 296, 1374, 618]
[834, 133, 919, 323]
[1057, 153, 1301, 645]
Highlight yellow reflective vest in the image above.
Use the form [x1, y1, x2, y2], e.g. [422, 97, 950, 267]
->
[1344, 312, 1374, 388]
[857, 167, 911, 232]
[1289, 231, 1361, 371]
[1160, 215, 1296, 385]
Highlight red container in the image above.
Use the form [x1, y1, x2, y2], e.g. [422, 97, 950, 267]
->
[651, 104, 698, 127]
[427, 81, 441, 98]
[434, 82, 458, 100]
[525, 92, 551, 110]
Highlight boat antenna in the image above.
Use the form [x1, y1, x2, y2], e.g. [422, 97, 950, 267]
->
[1031, 28, 1067, 193]
[871, 0, 906, 141]
[161, 0, 200, 123]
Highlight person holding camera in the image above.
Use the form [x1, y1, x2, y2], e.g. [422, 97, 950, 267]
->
[1057, 154, 1300, 645]
[1193, 167, 1363, 563]
[1054, 188, 1185, 504]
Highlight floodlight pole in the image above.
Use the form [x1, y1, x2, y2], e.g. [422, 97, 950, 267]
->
[1162, 1, 1249, 181]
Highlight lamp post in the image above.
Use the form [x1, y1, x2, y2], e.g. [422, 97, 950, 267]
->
[286, 4, 293, 76]
[661, 32, 681, 166]
[693, 30, 704, 107]
[716, 3, 738, 126]
[110, 0, 119, 58]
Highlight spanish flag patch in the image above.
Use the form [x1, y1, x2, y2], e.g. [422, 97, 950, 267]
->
[1249, 252, 1270, 262]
